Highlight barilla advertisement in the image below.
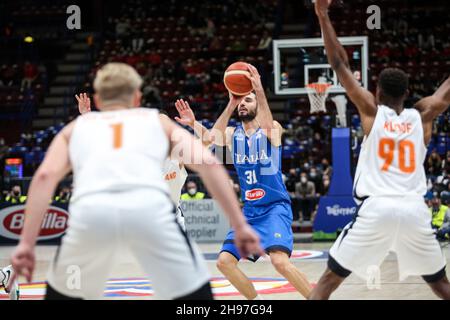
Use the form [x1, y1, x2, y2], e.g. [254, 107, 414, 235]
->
[0, 203, 69, 244]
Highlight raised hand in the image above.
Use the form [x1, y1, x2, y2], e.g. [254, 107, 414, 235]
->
[314, 0, 332, 17]
[245, 64, 263, 92]
[174, 99, 196, 127]
[75, 93, 91, 114]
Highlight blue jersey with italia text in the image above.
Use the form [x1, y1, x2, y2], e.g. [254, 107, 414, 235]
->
[232, 124, 290, 212]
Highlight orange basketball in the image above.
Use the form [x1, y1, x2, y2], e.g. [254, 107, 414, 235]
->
[223, 62, 253, 96]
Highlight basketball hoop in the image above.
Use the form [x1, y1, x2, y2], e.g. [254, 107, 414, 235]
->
[306, 82, 332, 113]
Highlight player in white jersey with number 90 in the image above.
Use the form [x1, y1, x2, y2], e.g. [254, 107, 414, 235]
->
[310, 0, 450, 299]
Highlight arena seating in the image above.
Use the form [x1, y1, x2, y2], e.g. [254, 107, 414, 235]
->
[0, 0, 448, 214]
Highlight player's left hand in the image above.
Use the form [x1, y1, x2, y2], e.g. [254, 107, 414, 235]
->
[234, 224, 266, 258]
[174, 99, 196, 127]
[245, 64, 264, 92]
[10, 242, 35, 283]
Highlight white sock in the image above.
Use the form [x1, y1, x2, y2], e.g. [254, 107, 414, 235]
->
[252, 294, 264, 300]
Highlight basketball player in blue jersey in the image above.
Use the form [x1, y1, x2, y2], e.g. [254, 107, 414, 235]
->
[210, 64, 312, 299]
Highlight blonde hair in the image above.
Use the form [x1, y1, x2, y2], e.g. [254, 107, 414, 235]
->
[93, 62, 143, 106]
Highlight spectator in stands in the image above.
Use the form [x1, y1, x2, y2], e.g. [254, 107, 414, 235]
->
[308, 166, 322, 192]
[321, 175, 331, 195]
[441, 184, 450, 206]
[204, 18, 216, 39]
[257, 29, 272, 50]
[435, 169, 449, 194]
[442, 151, 450, 171]
[295, 172, 316, 221]
[181, 181, 205, 200]
[21, 61, 38, 91]
[4, 185, 27, 204]
[430, 195, 450, 240]
[320, 158, 332, 178]
[131, 30, 144, 53]
[428, 150, 442, 174]
[54, 187, 71, 204]
[0, 64, 19, 87]
[142, 81, 162, 104]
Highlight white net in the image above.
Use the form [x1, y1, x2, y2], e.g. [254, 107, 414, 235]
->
[306, 82, 331, 113]
[332, 95, 348, 127]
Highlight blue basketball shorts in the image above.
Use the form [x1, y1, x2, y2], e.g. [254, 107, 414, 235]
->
[220, 201, 293, 262]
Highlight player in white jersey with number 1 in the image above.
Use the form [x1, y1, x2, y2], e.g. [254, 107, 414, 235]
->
[310, 0, 450, 299]
[10, 63, 262, 300]
[77, 94, 210, 231]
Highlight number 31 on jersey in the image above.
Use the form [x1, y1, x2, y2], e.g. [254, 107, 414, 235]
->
[245, 170, 258, 184]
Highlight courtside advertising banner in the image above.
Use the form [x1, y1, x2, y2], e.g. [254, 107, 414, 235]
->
[0, 203, 69, 244]
[181, 199, 231, 243]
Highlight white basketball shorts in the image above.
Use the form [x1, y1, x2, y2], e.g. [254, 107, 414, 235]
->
[329, 196, 446, 281]
[46, 189, 210, 299]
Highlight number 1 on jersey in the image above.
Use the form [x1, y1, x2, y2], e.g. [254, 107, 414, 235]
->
[110, 123, 123, 149]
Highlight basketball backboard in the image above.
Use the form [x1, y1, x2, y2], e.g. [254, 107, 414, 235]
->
[273, 37, 369, 95]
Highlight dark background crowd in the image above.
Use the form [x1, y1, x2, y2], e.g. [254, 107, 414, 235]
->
[0, 0, 448, 225]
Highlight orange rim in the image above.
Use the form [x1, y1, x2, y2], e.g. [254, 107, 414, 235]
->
[306, 83, 332, 94]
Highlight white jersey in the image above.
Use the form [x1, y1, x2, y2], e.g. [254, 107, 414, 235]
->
[163, 158, 188, 206]
[354, 105, 427, 200]
[69, 108, 170, 202]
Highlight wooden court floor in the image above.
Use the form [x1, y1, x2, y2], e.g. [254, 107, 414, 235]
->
[0, 242, 448, 300]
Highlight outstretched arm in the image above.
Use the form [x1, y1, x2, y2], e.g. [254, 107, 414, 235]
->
[211, 93, 243, 147]
[246, 64, 282, 146]
[414, 76, 450, 144]
[11, 123, 74, 282]
[174, 99, 214, 147]
[315, 0, 377, 135]
[414, 76, 450, 122]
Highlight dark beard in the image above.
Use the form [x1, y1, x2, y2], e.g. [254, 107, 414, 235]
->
[238, 112, 256, 123]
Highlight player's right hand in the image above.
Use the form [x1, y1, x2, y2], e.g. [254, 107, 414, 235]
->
[75, 93, 91, 114]
[234, 224, 265, 258]
[10, 242, 35, 283]
[174, 99, 196, 127]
